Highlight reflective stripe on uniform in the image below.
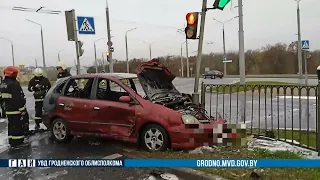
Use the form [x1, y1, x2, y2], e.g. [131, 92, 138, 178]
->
[19, 106, 26, 111]
[6, 111, 21, 115]
[34, 117, 42, 120]
[1, 93, 12, 99]
[35, 99, 44, 102]
[8, 135, 24, 140]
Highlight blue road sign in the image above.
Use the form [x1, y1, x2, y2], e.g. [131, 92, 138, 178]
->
[223, 56, 227, 61]
[77, 16, 95, 35]
[301, 40, 310, 50]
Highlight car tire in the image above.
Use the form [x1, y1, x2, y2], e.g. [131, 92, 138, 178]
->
[213, 76, 216, 79]
[203, 76, 206, 79]
[51, 118, 73, 143]
[140, 124, 169, 151]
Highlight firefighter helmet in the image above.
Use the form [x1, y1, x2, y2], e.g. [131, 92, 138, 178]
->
[33, 68, 43, 77]
[4, 66, 19, 77]
[56, 61, 67, 70]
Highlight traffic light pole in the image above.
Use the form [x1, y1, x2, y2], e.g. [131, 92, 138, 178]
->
[106, 0, 114, 73]
[238, 0, 245, 85]
[70, 9, 80, 75]
[192, 0, 207, 105]
[222, 25, 226, 75]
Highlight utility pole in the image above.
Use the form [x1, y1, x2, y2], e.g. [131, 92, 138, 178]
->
[303, 50, 308, 85]
[238, 0, 245, 85]
[35, 59, 38, 68]
[125, 33, 129, 73]
[222, 25, 227, 75]
[296, 0, 303, 84]
[94, 43, 98, 73]
[180, 42, 185, 77]
[186, 39, 189, 77]
[213, 17, 238, 75]
[125, 27, 137, 73]
[102, 53, 106, 72]
[149, 44, 152, 59]
[106, 0, 113, 73]
[192, 0, 207, 104]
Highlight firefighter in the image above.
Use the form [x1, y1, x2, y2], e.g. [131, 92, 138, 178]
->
[56, 61, 71, 79]
[28, 68, 51, 131]
[0, 66, 28, 148]
[0, 75, 5, 118]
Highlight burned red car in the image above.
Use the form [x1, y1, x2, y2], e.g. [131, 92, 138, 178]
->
[43, 59, 241, 151]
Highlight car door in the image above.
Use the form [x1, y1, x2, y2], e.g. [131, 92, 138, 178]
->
[90, 78, 138, 138]
[56, 77, 95, 132]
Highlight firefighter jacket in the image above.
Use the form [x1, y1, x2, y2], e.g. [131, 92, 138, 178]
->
[0, 77, 26, 115]
[57, 70, 71, 79]
[28, 76, 51, 101]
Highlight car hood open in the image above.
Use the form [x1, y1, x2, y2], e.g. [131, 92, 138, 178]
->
[135, 58, 180, 101]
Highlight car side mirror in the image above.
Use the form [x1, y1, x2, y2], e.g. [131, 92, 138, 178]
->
[119, 96, 131, 103]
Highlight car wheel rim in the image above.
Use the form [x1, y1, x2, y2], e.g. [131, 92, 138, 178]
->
[53, 122, 67, 140]
[144, 128, 164, 151]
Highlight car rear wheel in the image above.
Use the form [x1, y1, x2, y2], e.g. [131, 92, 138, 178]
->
[141, 124, 169, 151]
[51, 118, 73, 143]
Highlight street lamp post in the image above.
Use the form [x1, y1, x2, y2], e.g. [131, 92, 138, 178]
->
[177, 29, 190, 77]
[94, 38, 104, 73]
[295, 0, 303, 84]
[0, 37, 15, 66]
[212, 16, 238, 75]
[125, 27, 137, 73]
[180, 41, 186, 77]
[58, 49, 64, 62]
[26, 19, 47, 75]
[143, 41, 155, 59]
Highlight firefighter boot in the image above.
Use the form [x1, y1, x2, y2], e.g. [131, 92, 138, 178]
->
[35, 123, 40, 132]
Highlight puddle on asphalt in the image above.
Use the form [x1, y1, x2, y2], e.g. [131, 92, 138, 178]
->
[142, 171, 179, 180]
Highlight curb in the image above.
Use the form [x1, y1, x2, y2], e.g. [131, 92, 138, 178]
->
[124, 151, 226, 180]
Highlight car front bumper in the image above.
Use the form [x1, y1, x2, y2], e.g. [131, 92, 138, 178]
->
[168, 122, 245, 149]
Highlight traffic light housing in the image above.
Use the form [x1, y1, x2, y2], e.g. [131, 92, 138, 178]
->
[77, 41, 84, 57]
[213, 0, 231, 10]
[106, 52, 110, 62]
[185, 12, 199, 39]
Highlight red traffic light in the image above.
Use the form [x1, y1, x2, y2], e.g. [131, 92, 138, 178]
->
[186, 13, 196, 25]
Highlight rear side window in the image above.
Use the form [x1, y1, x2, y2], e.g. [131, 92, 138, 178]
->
[55, 82, 66, 93]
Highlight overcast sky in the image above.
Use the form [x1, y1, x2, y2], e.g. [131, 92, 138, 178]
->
[0, 0, 319, 67]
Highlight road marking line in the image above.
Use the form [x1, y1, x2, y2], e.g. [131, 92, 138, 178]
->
[102, 153, 123, 159]
[278, 96, 316, 100]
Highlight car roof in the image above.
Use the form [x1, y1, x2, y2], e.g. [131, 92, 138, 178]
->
[71, 73, 138, 80]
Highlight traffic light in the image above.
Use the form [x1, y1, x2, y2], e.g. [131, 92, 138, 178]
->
[77, 41, 84, 57]
[106, 52, 110, 62]
[185, 12, 199, 39]
[213, 0, 231, 10]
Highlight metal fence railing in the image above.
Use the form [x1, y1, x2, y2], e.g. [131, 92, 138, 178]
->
[200, 83, 320, 153]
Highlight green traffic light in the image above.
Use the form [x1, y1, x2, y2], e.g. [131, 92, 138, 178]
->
[218, 0, 230, 8]
[213, 0, 231, 10]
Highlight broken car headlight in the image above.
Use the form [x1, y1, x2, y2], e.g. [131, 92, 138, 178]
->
[181, 115, 199, 124]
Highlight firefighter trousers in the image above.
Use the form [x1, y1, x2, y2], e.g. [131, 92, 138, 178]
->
[7, 114, 24, 146]
[23, 110, 29, 133]
[34, 101, 43, 125]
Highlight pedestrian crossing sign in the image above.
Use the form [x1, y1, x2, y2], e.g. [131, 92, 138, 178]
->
[301, 40, 310, 50]
[77, 16, 95, 35]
